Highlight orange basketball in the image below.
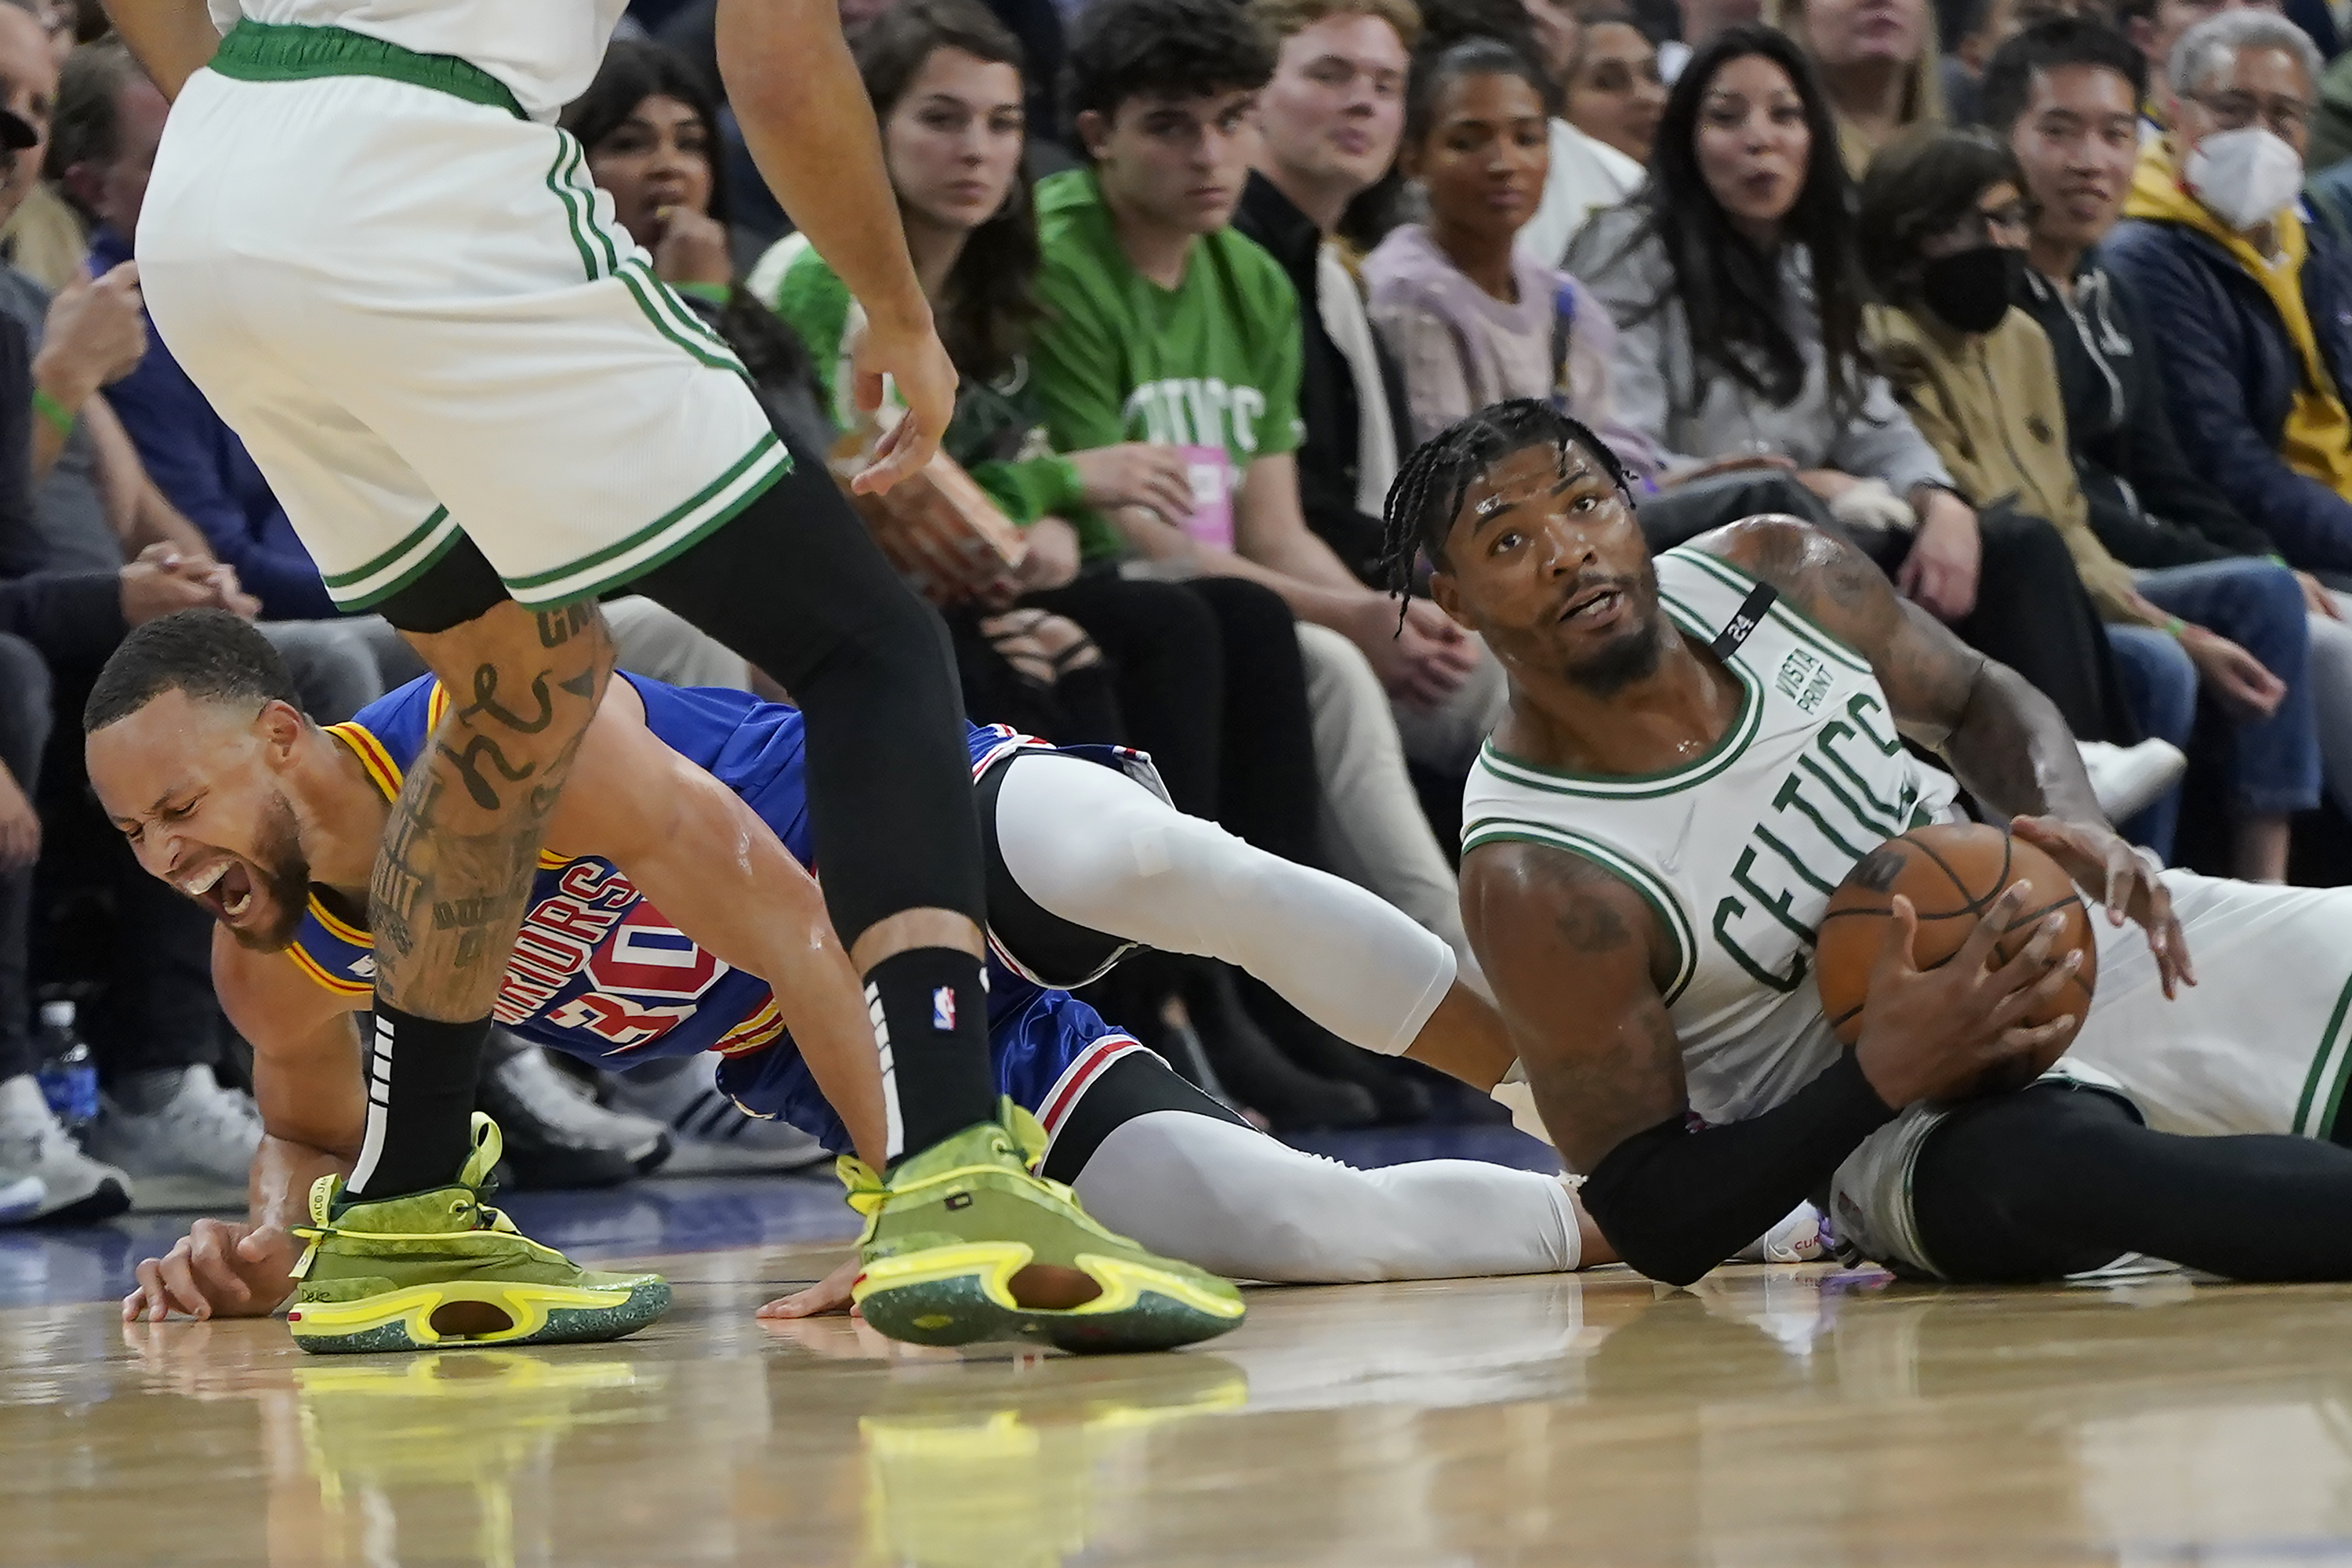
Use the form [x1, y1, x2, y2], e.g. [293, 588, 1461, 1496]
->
[1814, 822, 2096, 1095]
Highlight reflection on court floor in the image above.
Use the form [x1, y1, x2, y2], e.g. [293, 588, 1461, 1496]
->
[11, 1236, 2352, 1565]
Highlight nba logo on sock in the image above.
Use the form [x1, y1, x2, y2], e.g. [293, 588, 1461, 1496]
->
[932, 986, 956, 1032]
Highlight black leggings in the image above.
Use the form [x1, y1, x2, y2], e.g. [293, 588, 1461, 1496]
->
[630, 451, 986, 946]
[1910, 1080, 2352, 1282]
[1029, 572, 1323, 870]
[382, 437, 986, 949]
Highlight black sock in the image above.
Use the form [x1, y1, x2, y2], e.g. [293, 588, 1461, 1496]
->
[869, 947, 996, 1162]
[343, 1004, 493, 1201]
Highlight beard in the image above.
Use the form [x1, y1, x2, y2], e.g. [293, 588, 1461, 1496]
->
[230, 793, 316, 954]
[1560, 561, 1668, 698]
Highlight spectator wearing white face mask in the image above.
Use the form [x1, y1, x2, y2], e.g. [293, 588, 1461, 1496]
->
[2107, 10, 2352, 576]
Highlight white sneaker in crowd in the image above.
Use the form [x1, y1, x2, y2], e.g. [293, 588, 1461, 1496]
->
[85, 1064, 263, 1211]
[0, 1073, 131, 1222]
[0, 1173, 44, 1223]
[481, 1043, 671, 1189]
[607, 1052, 829, 1175]
[2076, 739, 2188, 826]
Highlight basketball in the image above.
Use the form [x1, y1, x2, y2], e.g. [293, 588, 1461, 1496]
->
[1814, 822, 2096, 1092]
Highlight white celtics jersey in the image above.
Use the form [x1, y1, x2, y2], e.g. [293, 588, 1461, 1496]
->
[1462, 546, 1961, 1130]
[210, 0, 629, 116]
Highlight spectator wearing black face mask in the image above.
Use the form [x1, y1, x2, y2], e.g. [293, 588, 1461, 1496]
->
[1861, 122, 2319, 880]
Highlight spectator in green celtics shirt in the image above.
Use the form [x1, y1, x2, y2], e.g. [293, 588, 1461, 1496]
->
[1035, 0, 1485, 710]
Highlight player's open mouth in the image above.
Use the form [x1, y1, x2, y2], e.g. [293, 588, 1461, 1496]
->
[1559, 586, 1624, 626]
[181, 858, 256, 921]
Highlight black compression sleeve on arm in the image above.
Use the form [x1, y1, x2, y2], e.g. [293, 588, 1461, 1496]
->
[1580, 1051, 1897, 1286]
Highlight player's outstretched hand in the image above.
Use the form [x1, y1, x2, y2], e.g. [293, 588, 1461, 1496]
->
[122, 1219, 303, 1323]
[755, 1254, 861, 1320]
[2011, 814, 2194, 1000]
[849, 312, 959, 497]
[1854, 886, 2082, 1107]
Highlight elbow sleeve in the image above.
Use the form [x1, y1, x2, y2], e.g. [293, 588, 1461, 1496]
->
[1581, 1052, 1897, 1287]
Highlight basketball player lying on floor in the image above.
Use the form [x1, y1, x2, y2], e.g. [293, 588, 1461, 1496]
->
[1408, 398, 2352, 1288]
[85, 608, 1787, 1323]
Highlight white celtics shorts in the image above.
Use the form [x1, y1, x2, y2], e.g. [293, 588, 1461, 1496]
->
[1829, 869, 2352, 1277]
[136, 27, 789, 611]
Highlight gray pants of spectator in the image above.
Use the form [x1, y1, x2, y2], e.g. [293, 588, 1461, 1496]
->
[1295, 624, 1490, 999]
[344, 594, 750, 697]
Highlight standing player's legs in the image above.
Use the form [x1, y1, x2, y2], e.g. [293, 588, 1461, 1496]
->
[349, 557, 615, 1200]
[626, 455, 995, 1156]
[136, 57, 1214, 1350]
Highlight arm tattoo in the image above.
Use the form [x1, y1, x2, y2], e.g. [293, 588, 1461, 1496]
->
[1712, 519, 1978, 735]
[441, 733, 536, 811]
[456, 664, 557, 735]
[1707, 518, 2096, 821]
[1555, 888, 1632, 955]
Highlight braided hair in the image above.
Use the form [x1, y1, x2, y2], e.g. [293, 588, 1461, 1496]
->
[1375, 399, 1635, 609]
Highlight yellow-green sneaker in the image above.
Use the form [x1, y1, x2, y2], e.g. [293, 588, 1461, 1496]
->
[845, 1102, 1244, 1355]
[285, 1113, 670, 1355]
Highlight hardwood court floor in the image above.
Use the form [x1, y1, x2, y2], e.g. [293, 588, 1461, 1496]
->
[8, 1233, 2352, 1565]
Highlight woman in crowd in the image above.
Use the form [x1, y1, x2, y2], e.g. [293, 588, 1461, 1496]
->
[1566, 25, 2143, 747]
[1370, 34, 1840, 549]
[743, 1, 1452, 1127]
[1858, 125, 2318, 878]
[1413, 0, 1640, 263]
[1563, 9, 1668, 168]
[1764, 0, 1946, 175]
[1366, 38, 1653, 449]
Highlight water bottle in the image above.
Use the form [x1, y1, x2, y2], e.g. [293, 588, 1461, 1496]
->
[33, 1000, 96, 1142]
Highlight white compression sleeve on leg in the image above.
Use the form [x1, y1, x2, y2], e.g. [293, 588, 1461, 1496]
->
[1072, 1110, 1580, 1283]
[994, 752, 1454, 1054]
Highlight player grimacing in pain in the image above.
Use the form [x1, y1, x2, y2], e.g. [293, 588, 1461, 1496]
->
[1414, 399, 2352, 1287]
[93, 0, 1196, 1352]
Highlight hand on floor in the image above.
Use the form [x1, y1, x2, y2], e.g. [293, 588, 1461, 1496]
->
[122, 1219, 300, 1322]
[756, 1254, 861, 1319]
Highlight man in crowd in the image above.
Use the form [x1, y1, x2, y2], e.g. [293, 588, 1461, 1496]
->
[2112, 0, 2283, 133]
[1033, 0, 1482, 724]
[1236, 0, 1518, 787]
[1029, 0, 1501, 1007]
[2105, 11, 2352, 577]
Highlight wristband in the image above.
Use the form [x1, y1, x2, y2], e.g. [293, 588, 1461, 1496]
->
[31, 388, 74, 439]
[2163, 615, 2187, 637]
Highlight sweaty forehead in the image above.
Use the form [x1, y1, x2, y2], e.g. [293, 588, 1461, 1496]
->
[86, 690, 249, 804]
[1460, 440, 1589, 509]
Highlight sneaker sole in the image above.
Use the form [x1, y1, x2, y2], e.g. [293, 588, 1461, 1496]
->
[27, 1178, 131, 1225]
[288, 1276, 672, 1356]
[853, 1241, 1244, 1356]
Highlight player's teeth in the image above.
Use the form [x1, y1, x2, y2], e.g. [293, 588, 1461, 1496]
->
[184, 863, 228, 896]
[223, 890, 252, 917]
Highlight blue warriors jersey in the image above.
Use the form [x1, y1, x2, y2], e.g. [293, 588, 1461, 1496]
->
[285, 674, 1148, 1153]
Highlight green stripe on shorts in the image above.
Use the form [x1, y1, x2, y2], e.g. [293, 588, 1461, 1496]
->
[499, 434, 793, 608]
[208, 22, 525, 118]
[320, 507, 464, 610]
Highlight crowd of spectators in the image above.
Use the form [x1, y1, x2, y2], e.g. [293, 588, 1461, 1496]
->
[10, 0, 2352, 1217]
